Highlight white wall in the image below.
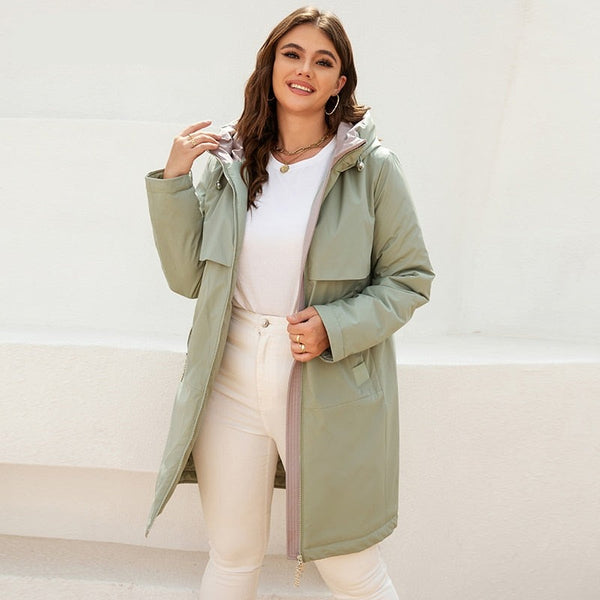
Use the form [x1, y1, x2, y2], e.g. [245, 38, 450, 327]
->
[458, 1, 600, 340]
[2, 1, 600, 598]
[2, 0, 598, 345]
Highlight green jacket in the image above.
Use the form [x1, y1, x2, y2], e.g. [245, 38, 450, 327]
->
[144, 111, 434, 572]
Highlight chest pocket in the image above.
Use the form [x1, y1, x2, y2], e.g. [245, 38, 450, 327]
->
[307, 248, 371, 281]
[307, 197, 374, 281]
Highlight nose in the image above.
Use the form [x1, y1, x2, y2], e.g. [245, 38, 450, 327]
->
[296, 58, 312, 78]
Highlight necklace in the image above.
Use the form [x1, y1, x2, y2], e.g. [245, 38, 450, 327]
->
[273, 132, 330, 173]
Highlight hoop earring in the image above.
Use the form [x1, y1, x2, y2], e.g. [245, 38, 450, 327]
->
[267, 93, 275, 102]
[325, 94, 340, 116]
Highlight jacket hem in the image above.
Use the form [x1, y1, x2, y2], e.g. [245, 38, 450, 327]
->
[300, 514, 397, 562]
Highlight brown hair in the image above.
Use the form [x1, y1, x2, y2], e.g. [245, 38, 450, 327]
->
[236, 6, 368, 209]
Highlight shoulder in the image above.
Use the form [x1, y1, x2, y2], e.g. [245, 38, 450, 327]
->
[196, 153, 224, 190]
[203, 152, 223, 176]
[367, 144, 402, 171]
[362, 145, 407, 194]
[362, 147, 415, 220]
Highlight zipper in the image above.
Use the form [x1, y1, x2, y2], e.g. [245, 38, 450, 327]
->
[321, 138, 368, 197]
[285, 136, 368, 586]
[286, 360, 303, 576]
[294, 554, 304, 587]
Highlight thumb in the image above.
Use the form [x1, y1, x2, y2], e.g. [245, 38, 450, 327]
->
[286, 306, 314, 324]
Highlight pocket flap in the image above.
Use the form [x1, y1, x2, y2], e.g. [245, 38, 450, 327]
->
[352, 361, 370, 387]
[307, 255, 370, 281]
[199, 229, 234, 267]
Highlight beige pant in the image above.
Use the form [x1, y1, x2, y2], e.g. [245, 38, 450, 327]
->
[192, 305, 399, 600]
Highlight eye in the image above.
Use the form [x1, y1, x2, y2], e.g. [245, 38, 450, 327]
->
[317, 58, 334, 68]
[283, 51, 300, 59]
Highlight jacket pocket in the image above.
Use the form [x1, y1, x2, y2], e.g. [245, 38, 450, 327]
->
[304, 353, 381, 409]
[305, 232, 372, 306]
[306, 195, 374, 282]
[305, 254, 371, 306]
[307, 256, 370, 282]
[301, 380, 387, 549]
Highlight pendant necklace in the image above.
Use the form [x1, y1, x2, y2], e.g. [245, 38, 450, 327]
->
[273, 132, 330, 173]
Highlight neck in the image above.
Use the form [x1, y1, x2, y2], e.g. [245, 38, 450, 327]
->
[276, 111, 328, 151]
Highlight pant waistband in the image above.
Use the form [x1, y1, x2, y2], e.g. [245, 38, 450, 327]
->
[231, 304, 290, 334]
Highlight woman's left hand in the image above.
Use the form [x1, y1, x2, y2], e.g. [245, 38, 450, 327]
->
[286, 306, 330, 362]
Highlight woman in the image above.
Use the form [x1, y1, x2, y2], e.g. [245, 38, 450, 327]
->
[144, 6, 434, 600]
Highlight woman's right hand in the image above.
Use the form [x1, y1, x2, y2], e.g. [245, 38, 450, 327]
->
[163, 120, 221, 179]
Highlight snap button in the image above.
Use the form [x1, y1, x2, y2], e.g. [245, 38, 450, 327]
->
[216, 180, 222, 190]
[261, 318, 270, 328]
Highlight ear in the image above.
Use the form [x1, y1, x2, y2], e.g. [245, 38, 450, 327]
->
[334, 75, 347, 95]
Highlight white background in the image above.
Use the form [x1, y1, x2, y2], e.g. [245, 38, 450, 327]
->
[1, 2, 599, 599]
[2, 0, 598, 346]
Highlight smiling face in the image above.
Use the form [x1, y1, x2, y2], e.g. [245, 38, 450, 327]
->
[272, 23, 347, 119]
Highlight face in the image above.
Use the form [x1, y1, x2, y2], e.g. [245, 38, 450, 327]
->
[272, 23, 347, 118]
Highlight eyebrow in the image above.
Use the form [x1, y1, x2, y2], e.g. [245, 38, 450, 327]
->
[280, 42, 338, 63]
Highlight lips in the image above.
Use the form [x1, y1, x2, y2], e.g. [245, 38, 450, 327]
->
[287, 80, 315, 94]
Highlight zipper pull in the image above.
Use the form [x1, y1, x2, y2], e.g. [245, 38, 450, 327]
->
[294, 554, 304, 587]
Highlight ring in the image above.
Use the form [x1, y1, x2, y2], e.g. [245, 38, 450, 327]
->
[295, 334, 301, 343]
[299, 343, 306, 353]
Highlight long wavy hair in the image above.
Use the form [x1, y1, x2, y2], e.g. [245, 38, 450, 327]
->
[236, 6, 368, 209]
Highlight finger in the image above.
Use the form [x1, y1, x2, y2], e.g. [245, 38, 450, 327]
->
[188, 140, 220, 154]
[187, 133, 221, 147]
[286, 306, 316, 324]
[287, 322, 306, 336]
[290, 340, 305, 353]
[292, 349, 314, 363]
[290, 338, 309, 353]
[287, 327, 312, 347]
[181, 120, 213, 137]
[295, 307, 317, 321]
[289, 333, 302, 344]
[288, 316, 319, 334]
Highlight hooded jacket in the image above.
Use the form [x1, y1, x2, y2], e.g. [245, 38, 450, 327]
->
[144, 111, 434, 577]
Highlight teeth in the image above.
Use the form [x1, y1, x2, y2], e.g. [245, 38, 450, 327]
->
[290, 83, 313, 93]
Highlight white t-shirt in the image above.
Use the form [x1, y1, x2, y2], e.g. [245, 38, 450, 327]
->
[233, 137, 336, 316]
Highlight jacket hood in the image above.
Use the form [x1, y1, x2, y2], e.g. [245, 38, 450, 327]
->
[210, 109, 380, 171]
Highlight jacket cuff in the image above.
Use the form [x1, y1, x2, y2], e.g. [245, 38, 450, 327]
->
[145, 169, 193, 193]
[312, 304, 345, 363]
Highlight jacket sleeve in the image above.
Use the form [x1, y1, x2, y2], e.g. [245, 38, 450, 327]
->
[313, 151, 435, 362]
[145, 162, 211, 299]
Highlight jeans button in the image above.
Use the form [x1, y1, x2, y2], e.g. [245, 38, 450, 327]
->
[261, 318, 270, 328]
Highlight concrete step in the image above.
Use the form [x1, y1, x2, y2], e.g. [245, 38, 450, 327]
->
[0, 534, 331, 600]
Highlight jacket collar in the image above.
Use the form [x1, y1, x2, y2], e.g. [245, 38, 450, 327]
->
[331, 110, 380, 168]
[210, 110, 380, 172]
